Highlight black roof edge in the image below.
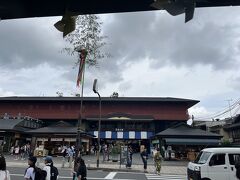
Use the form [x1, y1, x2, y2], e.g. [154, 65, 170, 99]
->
[0, 96, 199, 104]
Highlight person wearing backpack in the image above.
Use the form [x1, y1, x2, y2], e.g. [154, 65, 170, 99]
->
[43, 156, 59, 180]
[0, 154, 11, 180]
[25, 156, 47, 180]
[76, 158, 87, 180]
[24, 156, 37, 180]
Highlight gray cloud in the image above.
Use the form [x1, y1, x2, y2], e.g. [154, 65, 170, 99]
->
[102, 7, 240, 72]
[1, 7, 240, 99]
[118, 81, 132, 92]
[0, 18, 70, 69]
[0, 17, 122, 94]
[229, 75, 240, 90]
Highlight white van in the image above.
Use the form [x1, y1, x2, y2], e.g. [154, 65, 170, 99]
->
[187, 147, 240, 180]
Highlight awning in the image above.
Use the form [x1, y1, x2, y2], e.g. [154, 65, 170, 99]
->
[90, 131, 153, 140]
[0, 119, 23, 130]
[165, 138, 221, 145]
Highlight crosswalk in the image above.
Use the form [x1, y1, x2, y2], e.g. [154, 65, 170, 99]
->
[145, 173, 187, 180]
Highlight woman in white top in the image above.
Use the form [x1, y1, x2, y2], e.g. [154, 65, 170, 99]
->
[24, 156, 37, 180]
[0, 154, 11, 180]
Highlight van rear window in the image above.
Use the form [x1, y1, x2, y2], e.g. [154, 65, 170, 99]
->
[194, 151, 211, 164]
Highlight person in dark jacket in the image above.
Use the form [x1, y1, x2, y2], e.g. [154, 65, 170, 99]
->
[77, 158, 87, 180]
[126, 145, 133, 168]
[235, 161, 240, 179]
[140, 148, 148, 172]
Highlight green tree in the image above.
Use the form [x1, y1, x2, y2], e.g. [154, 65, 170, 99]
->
[63, 15, 109, 67]
[110, 92, 119, 98]
[56, 91, 63, 97]
[74, 93, 81, 97]
[221, 138, 231, 146]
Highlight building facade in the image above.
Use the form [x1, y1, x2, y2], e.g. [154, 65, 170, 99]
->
[194, 114, 240, 145]
[0, 96, 199, 153]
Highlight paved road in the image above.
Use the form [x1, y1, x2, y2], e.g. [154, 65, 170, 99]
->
[8, 167, 187, 180]
[8, 167, 146, 180]
[145, 173, 187, 180]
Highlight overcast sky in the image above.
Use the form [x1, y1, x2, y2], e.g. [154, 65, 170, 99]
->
[0, 6, 240, 120]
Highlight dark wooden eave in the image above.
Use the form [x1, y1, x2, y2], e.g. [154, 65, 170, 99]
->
[0, 96, 199, 108]
[1, 0, 240, 20]
[155, 123, 222, 139]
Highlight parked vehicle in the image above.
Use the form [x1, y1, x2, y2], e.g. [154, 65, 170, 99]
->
[187, 147, 240, 180]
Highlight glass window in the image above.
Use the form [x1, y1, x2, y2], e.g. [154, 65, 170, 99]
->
[210, 154, 225, 166]
[229, 154, 240, 165]
[194, 151, 211, 164]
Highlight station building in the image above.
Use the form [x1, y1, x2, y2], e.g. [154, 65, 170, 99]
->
[0, 96, 199, 154]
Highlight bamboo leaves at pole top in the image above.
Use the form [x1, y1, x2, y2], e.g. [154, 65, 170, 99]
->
[63, 15, 109, 67]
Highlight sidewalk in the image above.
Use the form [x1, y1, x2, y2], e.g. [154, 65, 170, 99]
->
[5, 154, 188, 175]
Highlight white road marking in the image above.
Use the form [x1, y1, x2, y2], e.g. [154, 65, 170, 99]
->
[104, 172, 117, 179]
[10, 173, 135, 180]
[146, 173, 187, 180]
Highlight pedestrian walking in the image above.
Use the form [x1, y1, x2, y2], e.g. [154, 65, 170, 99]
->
[154, 148, 163, 175]
[126, 145, 133, 168]
[25, 156, 47, 180]
[14, 145, 20, 160]
[61, 145, 67, 168]
[0, 154, 11, 180]
[24, 156, 37, 180]
[93, 145, 97, 156]
[108, 144, 113, 161]
[20, 145, 26, 160]
[102, 144, 107, 162]
[76, 158, 87, 180]
[26, 143, 31, 156]
[71, 145, 75, 157]
[140, 148, 148, 172]
[43, 156, 59, 180]
[10, 145, 14, 155]
[72, 157, 81, 180]
[67, 146, 74, 168]
[140, 145, 145, 153]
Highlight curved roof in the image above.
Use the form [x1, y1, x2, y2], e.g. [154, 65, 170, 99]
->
[156, 123, 222, 138]
[0, 118, 35, 132]
[26, 126, 79, 134]
[26, 121, 94, 137]
[0, 119, 23, 130]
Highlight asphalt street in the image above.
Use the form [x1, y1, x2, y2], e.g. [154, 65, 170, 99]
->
[8, 167, 146, 180]
[8, 167, 187, 180]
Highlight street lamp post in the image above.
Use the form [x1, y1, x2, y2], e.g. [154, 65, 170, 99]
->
[93, 79, 102, 168]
